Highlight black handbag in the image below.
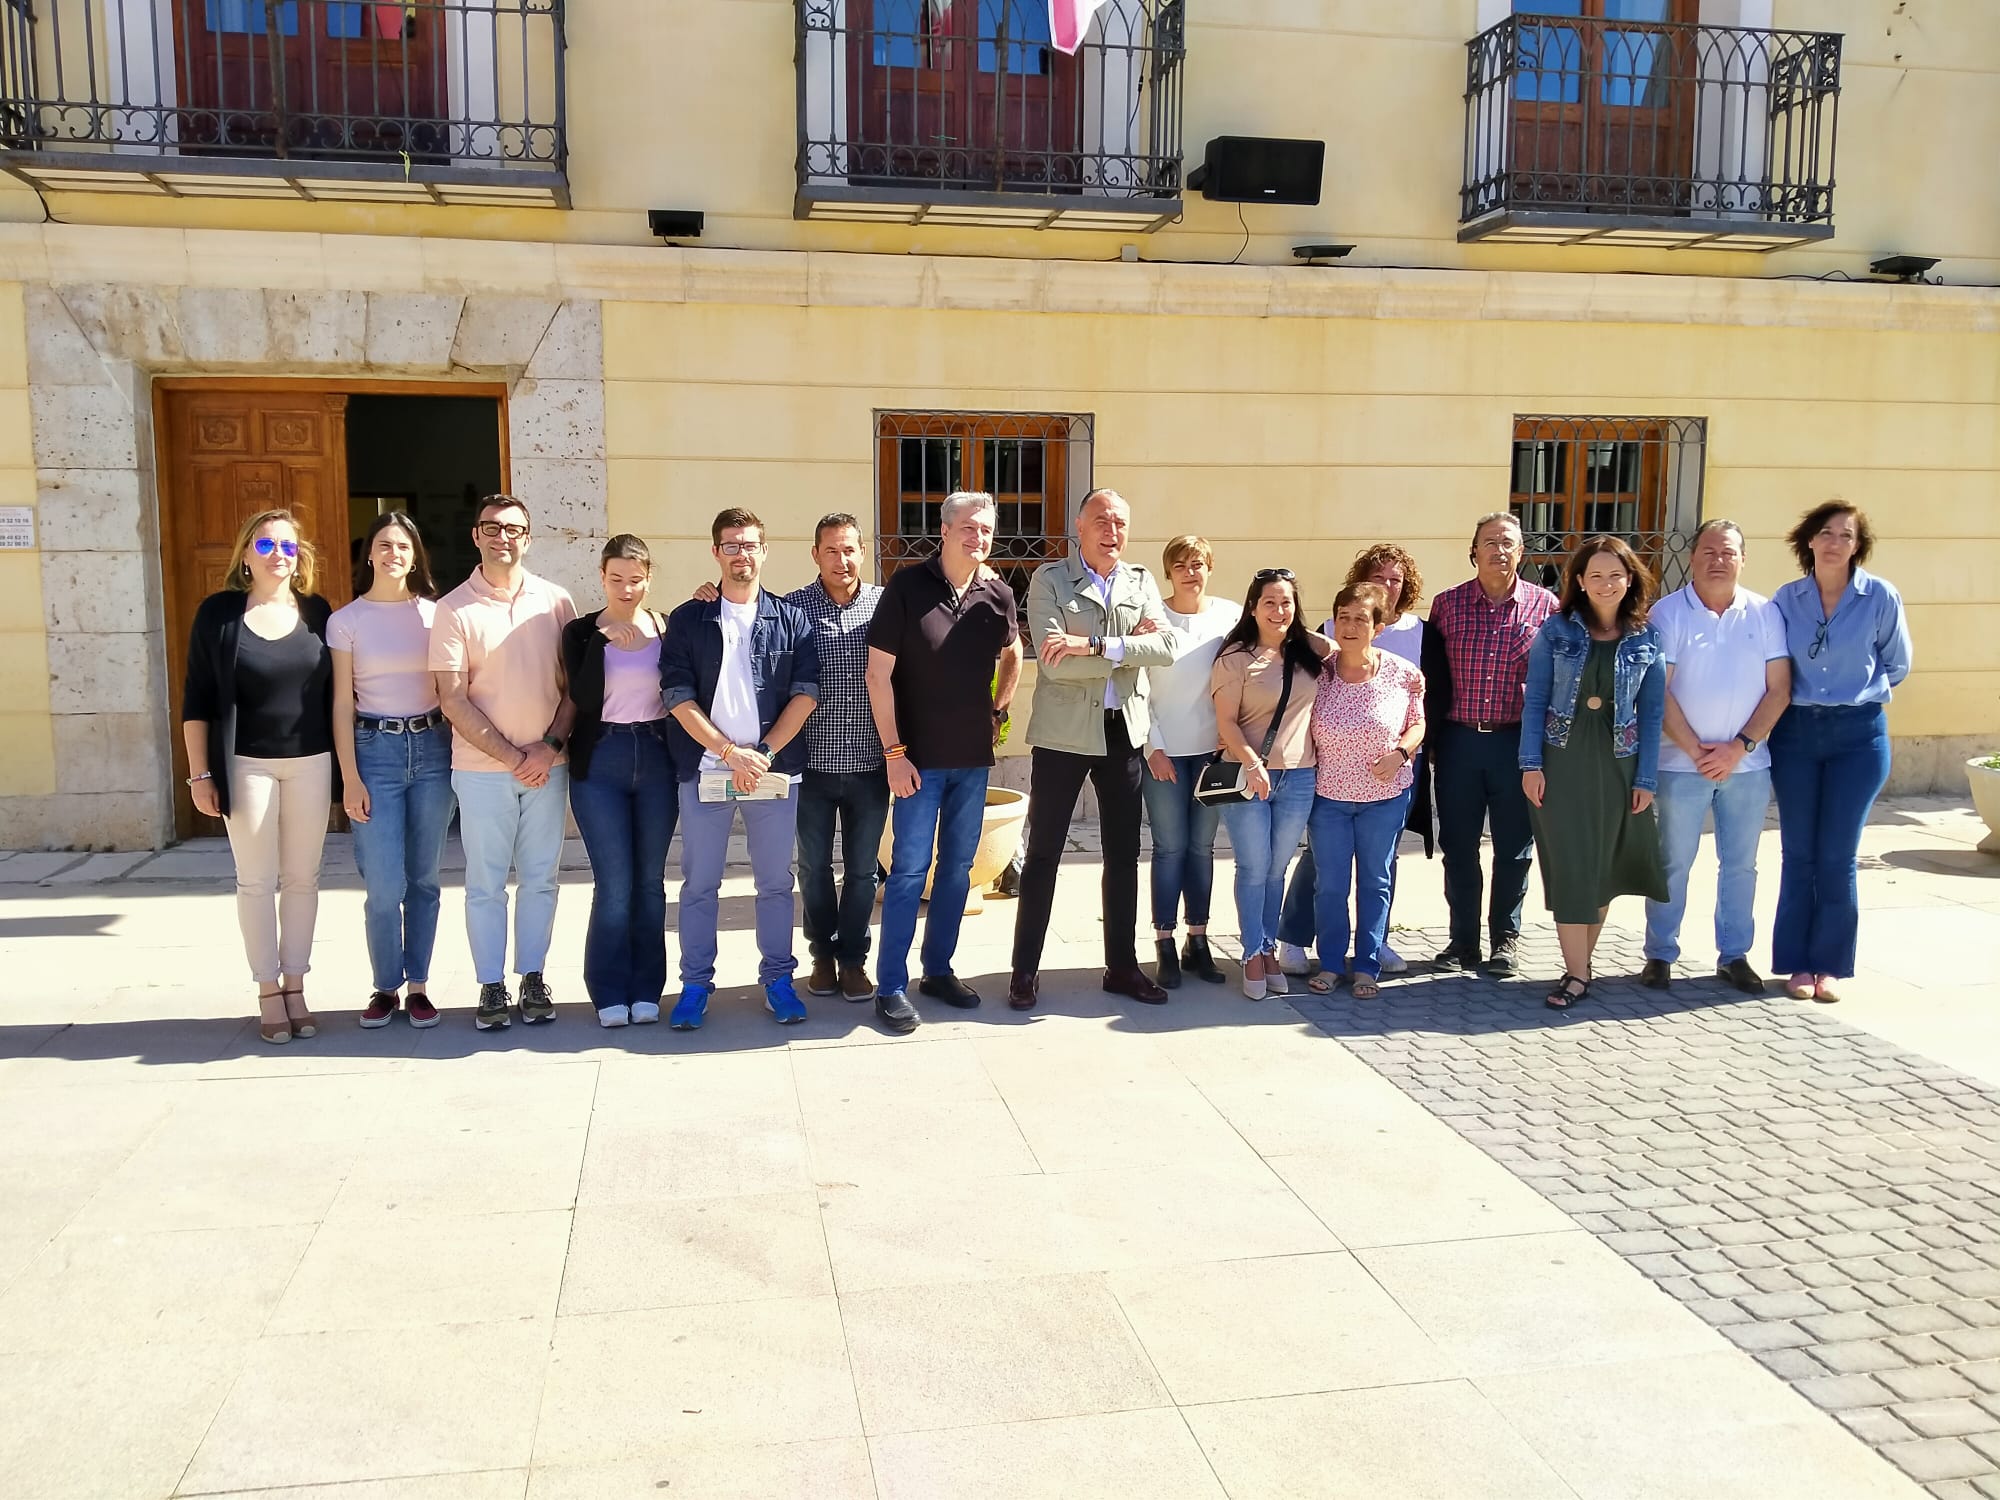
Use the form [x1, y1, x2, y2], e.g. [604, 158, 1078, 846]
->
[1193, 656, 1296, 806]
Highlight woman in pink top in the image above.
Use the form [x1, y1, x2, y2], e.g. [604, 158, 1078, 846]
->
[330, 512, 451, 1029]
[1303, 582, 1426, 999]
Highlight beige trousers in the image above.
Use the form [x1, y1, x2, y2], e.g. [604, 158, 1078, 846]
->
[223, 752, 333, 983]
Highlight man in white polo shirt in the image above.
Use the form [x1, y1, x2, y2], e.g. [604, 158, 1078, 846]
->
[1641, 519, 1791, 993]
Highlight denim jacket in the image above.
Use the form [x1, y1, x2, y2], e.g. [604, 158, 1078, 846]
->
[660, 589, 820, 782]
[1517, 612, 1667, 791]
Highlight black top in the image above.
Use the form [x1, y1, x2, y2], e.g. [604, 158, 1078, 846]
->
[560, 608, 668, 784]
[865, 559, 1019, 771]
[234, 618, 333, 758]
[182, 590, 338, 818]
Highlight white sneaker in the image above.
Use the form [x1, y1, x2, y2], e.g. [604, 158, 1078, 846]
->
[1278, 942, 1312, 976]
[1379, 942, 1408, 975]
[598, 1004, 631, 1028]
[630, 1000, 660, 1025]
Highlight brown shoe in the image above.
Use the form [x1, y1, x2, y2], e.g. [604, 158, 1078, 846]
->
[807, 956, 838, 997]
[1103, 966, 1168, 1005]
[1007, 971, 1039, 1011]
[839, 963, 873, 1002]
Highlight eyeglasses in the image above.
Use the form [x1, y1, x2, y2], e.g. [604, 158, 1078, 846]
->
[717, 541, 765, 557]
[478, 522, 529, 540]
[252, 538, 299, 558]
[1809, 619, 1830, 659]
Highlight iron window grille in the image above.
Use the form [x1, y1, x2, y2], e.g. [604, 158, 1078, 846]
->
[1461, 12, 1838, 249]
[873, 410, 1094, 615]
[1510, 415, 1707, 593]
[0, 0, 566, 204]
[796, 0, 1184, 229]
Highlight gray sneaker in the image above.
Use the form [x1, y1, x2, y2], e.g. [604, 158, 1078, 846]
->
[1482, 939, 1520, 977]
[518, 971, 556, 1025]
[474, 981, 512, 1030]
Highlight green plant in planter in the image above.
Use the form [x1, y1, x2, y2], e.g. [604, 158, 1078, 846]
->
[1981, 754, 2000, 771]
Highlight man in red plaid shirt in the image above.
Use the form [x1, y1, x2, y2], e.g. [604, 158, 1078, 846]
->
[1426, 512, 1558, 975]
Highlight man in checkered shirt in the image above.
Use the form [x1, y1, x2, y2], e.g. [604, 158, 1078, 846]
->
[1427, 511, 1558, 977]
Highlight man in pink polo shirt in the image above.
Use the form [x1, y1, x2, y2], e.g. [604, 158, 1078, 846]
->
[430, 495, 577, 1031]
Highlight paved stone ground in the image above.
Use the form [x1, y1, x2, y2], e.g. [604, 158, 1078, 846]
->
[1293, 923, 2000, 1500]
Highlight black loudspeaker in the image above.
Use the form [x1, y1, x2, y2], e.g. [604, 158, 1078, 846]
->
[1187, 137, 1325, 206]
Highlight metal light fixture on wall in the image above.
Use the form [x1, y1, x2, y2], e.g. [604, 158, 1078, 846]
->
[1868, 254, 1939, 282]
[648, 210, 705, 241]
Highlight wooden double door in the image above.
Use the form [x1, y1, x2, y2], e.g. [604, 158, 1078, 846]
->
[160, 385, 353, 839]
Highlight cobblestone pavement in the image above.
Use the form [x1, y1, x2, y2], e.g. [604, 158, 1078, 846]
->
[1293, 921, 2000, 1500]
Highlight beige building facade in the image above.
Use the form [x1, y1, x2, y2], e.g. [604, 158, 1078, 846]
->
[0, 0, 1992, 849]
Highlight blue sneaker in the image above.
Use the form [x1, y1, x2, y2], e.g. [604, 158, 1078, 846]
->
[764, 977, 808, 1025]
[669, 983, 710, 1031]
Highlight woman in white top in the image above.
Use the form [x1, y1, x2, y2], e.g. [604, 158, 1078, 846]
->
[330, 512, 452, 1030]
[1142, 535, 1242, 988]
[1279, 543, 1427, 980]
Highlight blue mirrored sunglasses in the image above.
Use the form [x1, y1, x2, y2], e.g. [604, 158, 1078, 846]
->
[253, 538, 299, 558]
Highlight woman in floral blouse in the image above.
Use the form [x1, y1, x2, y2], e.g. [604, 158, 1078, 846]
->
[1303, 581, 1426, 999]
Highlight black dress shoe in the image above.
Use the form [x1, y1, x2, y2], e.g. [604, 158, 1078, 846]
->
[1717, 957, 1766, 994]
[1007, 971, 1039, 1011]
[1154, 938, 1183, 991]
[1103, 966, 1169, 1005]
[875, 990, 918, 1034]
[919, 972, 982, 1009]
[1434, 942, 1482, 971]
[1181, 933, 1227, 984]
[1640, 959, 1673, 990]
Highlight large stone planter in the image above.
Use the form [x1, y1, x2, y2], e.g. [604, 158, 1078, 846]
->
[1968, 758, 2000, 853]
[879, 785, 1029, 914]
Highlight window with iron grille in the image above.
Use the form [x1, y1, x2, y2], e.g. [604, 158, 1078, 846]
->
[873, 411, 1093, 613]
[1510, 416, 1706, 592]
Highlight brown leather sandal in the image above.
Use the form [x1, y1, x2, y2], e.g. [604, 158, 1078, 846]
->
[257, 987, 292, 1045]
[280, 988, 318, 1039]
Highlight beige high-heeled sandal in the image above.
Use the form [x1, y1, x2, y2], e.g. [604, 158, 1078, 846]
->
[257, 988, 292, 1045]
[281, 988, 319, 1039]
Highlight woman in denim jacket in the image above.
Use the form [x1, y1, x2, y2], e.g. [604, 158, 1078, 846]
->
[1519, 537, 1668, 1009]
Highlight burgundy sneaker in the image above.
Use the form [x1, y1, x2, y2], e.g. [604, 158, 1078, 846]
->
[405, 993, 440, 1029]
[359, 990, 398, 1029]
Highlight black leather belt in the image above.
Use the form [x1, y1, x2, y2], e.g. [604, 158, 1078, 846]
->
[1460, 719, 1520, 734]
[357, 708, 446, 734]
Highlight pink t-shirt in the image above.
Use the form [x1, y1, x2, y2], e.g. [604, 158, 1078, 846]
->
[1309, 652, 1425, 803]
[429, 568, 577, 773]
[602, 635, 667, 724]
[327, 596, 439, 717]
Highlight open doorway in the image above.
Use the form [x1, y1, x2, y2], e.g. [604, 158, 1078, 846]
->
[344, 393, 505, 595]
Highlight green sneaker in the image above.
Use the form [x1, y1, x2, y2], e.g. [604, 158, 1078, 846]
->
[518, 971, 556, 1024]
[474, 981, 512, 1030]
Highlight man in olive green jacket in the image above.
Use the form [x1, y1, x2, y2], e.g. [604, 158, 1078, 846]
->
[1009, 488, 1182, 1009]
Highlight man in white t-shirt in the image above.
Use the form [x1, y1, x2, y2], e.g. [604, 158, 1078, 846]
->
[661, 509, 820, 1030]
[1642, 520, 1792, 993]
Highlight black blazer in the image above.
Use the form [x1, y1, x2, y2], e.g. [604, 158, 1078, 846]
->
[560, 608, 669, 783]
[181, 590, 337, 818]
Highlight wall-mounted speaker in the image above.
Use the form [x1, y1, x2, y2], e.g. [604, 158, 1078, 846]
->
[1187, 137, 1325, 206]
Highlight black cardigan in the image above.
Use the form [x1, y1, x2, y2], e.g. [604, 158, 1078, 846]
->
[560, 608, 668, 783]
[181, 590, 337, 818]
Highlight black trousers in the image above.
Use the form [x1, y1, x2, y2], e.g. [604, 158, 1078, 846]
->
[1434, 719, 1536, 951]
[1011, 713, 1145, 975]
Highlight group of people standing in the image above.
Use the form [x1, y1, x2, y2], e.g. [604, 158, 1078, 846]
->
[182, 488, 1909, 1043]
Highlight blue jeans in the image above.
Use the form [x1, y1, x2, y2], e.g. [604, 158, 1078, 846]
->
[877, 766, 989, 996]
[1142, 752, 1219, 931]
[350, 722, 456, 993]
[569, 722, 678, 1012]
[676, 782, 800, 987]
[1217, 768, 1316, 958]
[1279, 750, 1421, 952]
[1644, 766, 1771, 965]
[1307, 788, 1413, 979]
[796, 769, 891, 965]
[1769, 704, 1890, 979]
[453, 765, 570, 985]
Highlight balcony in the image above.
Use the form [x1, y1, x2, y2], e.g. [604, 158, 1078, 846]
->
[794, 0, 1184, 231]
[0, 0, 566, 206]
[1461, 14, 1839, 251]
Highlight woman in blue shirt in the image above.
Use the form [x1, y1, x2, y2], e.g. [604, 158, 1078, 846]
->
[1770, 502, 1913, 1003]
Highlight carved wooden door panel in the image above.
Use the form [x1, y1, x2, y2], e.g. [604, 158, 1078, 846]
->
[160, 387, 351, 840]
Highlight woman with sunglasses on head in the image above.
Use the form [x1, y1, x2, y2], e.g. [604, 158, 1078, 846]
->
[1209, 567, 1330, 999]
[182, 510, 337, 1044]
[1519, 536, 1668, 1010]
[1768, 502, 1911, 1004]
[330, 512, 452, 1031]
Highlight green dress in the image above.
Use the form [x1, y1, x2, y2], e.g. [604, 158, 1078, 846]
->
[1529, 638, 1667, 924]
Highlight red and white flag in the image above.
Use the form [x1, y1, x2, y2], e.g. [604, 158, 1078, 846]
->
[1049, 0, 1113, 53]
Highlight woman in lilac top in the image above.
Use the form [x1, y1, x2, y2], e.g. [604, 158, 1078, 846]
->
[561, 534, 676, 1028]
[330, 512, 452, 1030]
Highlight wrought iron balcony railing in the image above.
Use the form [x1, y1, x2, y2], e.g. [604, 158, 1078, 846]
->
[0, 0, 566, 205]
[1461, 15, 1839, 250]
[795, 0, 1184, 230]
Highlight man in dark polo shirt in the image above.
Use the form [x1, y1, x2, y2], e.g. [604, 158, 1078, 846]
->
[864, 491, 1023, 1034]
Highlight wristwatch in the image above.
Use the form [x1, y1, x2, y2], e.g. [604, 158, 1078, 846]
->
[541, 733, 566, 753]
[1087, 635, 1102, 655]
[755, 741, 772, 758]
[1737, 733, 1758, 753]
